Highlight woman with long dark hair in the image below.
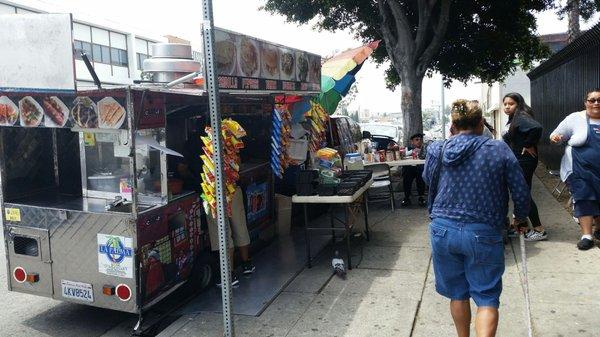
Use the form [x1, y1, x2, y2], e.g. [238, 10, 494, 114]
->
[502, 92, 547, 241]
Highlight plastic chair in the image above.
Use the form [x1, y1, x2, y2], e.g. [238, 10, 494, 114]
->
[364, 163, 395, 211]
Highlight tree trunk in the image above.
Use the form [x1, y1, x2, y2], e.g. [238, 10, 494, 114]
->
[568, 0, 581, 42]
[400, 72, 424, 146]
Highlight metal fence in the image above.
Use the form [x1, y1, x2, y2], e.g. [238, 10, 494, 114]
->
[528, 23, 600, 169]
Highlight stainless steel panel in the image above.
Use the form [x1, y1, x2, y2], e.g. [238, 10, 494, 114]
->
[6, 226, 53, 296]
[49, 210, 138, 313]
[151, 43, 193, 59]
[142, 58, 201, 73]
[4, 205, 139, 313]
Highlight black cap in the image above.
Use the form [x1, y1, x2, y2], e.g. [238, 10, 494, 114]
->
[410, 133, 425, 140]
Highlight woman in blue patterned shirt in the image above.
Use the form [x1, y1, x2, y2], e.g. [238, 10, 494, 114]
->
[423, 99, 530, 337]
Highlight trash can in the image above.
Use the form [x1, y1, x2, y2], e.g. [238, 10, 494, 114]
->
[275, 194, 292, 236]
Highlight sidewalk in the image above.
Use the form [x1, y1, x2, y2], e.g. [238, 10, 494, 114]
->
[158, 177, 600, 337]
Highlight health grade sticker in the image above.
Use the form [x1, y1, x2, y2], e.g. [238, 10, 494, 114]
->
[5, 208, 21, 222]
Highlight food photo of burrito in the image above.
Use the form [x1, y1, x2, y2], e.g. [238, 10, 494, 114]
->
[19, 96, 43, 127]
[0, 96, 19, 126]
[98, 97, 126, 129]
[42, 96, 69, 127]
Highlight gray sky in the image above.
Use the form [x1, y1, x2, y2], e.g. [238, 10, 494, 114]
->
[28, 0, 600, 113]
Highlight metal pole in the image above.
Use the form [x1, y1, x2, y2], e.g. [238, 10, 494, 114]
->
[201, 1, 234, 336]
[440, 76, 446, 140]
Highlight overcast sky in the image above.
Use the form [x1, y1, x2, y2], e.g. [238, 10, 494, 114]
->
[28, 0, 600, 113]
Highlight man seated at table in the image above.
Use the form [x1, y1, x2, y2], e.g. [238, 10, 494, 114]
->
[402, 133, 426, 207]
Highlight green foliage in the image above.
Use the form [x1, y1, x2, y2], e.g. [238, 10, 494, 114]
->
[555, 0, 600, 20]
[263, 0, 554, 88]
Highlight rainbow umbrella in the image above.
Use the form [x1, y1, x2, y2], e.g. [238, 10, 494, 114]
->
[319, 90, 343, 115]
[318, 40, 380, 114]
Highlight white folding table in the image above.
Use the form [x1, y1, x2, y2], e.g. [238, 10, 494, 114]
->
[292, 179, 373, 269]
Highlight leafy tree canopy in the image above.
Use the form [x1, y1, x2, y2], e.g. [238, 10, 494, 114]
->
[264, 0, 554, 89]
[555, 0, 600, 20]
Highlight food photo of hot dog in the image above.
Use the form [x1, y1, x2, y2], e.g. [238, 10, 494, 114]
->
[42, 96, 68, 127]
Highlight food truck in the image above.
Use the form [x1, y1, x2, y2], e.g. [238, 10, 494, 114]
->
[0, 14, 322, 320]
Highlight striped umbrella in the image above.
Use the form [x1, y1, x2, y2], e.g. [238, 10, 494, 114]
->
[318, 40, 380, 114]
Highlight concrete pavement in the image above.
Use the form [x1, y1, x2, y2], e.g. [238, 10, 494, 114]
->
[158, 176, 600, 337]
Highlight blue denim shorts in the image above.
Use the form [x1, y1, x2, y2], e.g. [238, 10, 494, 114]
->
[573, 200, 600, 218]
[430, 217, 505, 308]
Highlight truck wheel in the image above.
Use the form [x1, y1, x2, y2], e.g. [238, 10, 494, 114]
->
[190, 254, 212, 289]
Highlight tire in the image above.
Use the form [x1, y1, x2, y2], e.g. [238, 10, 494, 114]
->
[190, 253, 213, 289]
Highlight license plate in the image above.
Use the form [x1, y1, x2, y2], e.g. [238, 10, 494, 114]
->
[61, 280, 94, 303]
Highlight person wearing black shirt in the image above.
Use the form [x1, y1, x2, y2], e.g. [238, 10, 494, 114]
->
[502, 92, 547, 241]
[402, 133, 427, 207]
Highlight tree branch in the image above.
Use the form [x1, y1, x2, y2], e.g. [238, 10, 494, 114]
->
[416, 0, 450, 76]
[415, 0, 433, 57]
[386, 0, 416, 53]
[377, 0, 399, 66]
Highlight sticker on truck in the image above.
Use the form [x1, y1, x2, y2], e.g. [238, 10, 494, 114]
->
[97, 234, 134, 278]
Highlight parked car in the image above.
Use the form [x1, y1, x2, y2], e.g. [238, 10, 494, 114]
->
[359, 123, 402, 150]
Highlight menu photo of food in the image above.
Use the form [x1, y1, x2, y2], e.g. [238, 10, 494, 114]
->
[19, 96, 44, 127]
[0, 96, 19, 126]
[296, 51, 309, 83]
[279, 48, 296, 81]
[98, 97, 126, 129]
[308, 54, 322, 84]
[71, 96, 98, 129]
[42, 96, 69, 127]
[238, 36, 260, 78]
[215, 30, 237, 76]
[260, 42, 280, 80]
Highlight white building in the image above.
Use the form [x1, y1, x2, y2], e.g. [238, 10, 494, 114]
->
[0, 0, 190, 89]
[480, 33, 569, 134]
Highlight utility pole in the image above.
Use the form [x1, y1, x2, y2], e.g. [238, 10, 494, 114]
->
[201, 0, 234, 336]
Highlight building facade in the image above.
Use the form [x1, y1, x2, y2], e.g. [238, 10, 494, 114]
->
[0, 0, 170, 88]
[480, 33, 570, 135]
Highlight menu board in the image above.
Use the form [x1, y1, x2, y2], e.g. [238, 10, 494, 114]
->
[214, 28, 321, 92]
[0, 93, 129, 130]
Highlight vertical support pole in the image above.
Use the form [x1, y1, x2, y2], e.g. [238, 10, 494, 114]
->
[440, 77, 446, 140]
[201, 1, 234, 336]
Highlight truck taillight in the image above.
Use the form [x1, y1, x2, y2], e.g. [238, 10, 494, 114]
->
[115, 284, 131, 301]
[26, 273, 39, 283]
[13, 267, 26, 283]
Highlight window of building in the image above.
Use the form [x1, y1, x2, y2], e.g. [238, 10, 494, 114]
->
[135, 38, 155, 71]
[74, 40, 93, 60]
[73, 24, 130, 75]
[111, 48, 128, 67]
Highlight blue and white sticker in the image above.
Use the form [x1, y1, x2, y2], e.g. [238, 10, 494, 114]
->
[97, 234, 134, 279]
